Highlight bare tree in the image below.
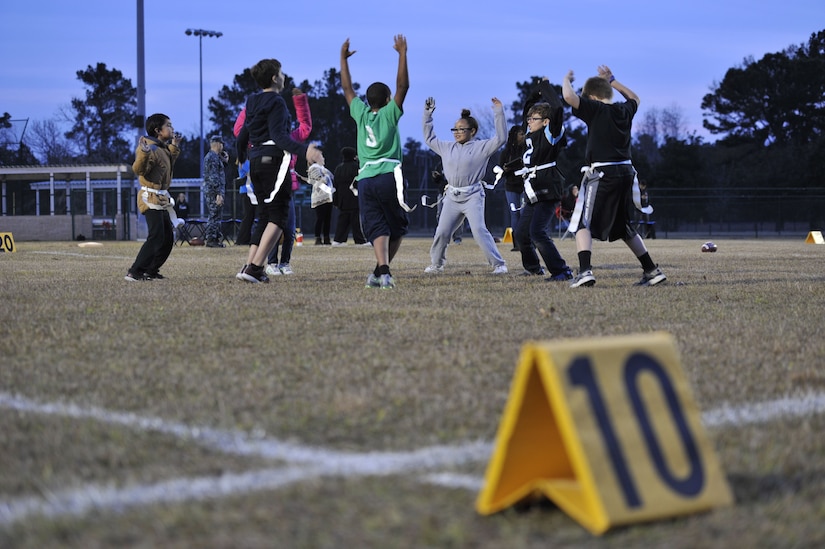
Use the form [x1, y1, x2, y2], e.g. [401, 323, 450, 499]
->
[27, 120, 75, 164]
[660, 104, 685, 141]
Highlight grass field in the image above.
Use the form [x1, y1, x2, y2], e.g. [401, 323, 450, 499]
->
[1, 235, 824, 548]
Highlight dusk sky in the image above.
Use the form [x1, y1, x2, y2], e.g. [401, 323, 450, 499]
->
[1, 0, 822, 151]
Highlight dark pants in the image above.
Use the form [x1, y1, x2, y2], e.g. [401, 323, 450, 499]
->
[515, 200, 569, 276]
[334, 207, 366, 244]
[236, 192, 255, 245]
[268, 197, 296, 264]
[130, 209, 174, 276]
[314, 202, 333, 243]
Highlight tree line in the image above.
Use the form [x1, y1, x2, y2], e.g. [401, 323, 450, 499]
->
[2, 29, 824, 219]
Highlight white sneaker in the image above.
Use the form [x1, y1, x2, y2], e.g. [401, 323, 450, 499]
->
[279, 263, 294, 275]
[331, 241, 347, 247]
[265, 263, 282, 277]
[492, 264, 508, 275]
[570, 269, 596, 288]
[424, 264, 444, 274]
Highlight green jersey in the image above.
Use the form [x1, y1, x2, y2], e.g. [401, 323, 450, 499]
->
[349, 98, 403, 181]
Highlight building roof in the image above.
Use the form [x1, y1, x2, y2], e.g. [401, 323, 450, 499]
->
[0, 164, 132, 182]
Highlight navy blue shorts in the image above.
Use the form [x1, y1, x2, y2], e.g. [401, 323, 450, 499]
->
[357, 172, 409, 242]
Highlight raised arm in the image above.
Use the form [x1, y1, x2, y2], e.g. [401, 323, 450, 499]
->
[393, 34, 409, 109]
[597, 65, 639, 106]
[340, 38, 357, 105]
[290, 88, 313, 142]
[491, 97, 507, 148]
[538, 77, 564, 138]
[562, 70, 579, 110]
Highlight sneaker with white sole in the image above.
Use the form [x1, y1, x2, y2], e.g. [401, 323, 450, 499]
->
[265, 264, 282, 277]
[278, 263, 294, 275]
[124, 271, 152, 282]
[424, 264, 444, 274]
[570, 269, 596, 287]
[331, 241, 347, 247]
[636, 266, 667, 286]
[240, 264, 270, 283]
[380, 274, 395, 289]
[236, 265, 247, 281]
[492, 264, 508, 275]
[365, 274, 381, 288]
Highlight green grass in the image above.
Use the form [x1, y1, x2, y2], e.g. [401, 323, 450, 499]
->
[1, 236, 825, 548]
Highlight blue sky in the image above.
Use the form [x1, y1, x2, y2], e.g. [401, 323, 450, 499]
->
[1, 0, 822, 149]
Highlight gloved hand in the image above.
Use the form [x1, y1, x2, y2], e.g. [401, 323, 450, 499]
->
[424, 97, 436, 114]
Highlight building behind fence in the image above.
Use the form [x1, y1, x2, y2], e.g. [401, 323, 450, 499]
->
[2, 165, 824, 241]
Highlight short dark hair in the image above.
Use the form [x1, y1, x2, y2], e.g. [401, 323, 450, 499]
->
[366, 82, 391, 109]
[527, 102, 552, 120]
[146, 113, 169, 137]
[251, 58, 282, 89]
[341, 146, 357, 161]
[582, 77, 613, 101]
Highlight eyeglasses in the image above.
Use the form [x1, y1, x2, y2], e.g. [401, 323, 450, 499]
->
[451, 127, 472, 133]
[526, 116, 545, 122]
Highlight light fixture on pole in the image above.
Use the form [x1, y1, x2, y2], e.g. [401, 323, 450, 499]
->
[185, 28, 222, 179]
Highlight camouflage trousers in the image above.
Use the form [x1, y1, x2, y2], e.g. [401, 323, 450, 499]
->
[205, 195, 224, 242]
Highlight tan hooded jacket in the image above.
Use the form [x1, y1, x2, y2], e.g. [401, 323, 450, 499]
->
[132, 137, 180, 214]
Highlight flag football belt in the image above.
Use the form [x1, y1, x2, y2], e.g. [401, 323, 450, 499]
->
[141, 187, 184, 228]
[355, 159, 416, 212]
[516, 162, 557, 204]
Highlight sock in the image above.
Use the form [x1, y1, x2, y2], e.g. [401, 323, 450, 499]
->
[638, 253, 656, 272]
[373, 265, 380, 277]
[378, 264, 390, 276]
[578, 251, 592, 272]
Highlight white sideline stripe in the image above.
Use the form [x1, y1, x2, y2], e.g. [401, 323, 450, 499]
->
[0, 392, 492, 471]
[29, 251, 133, 260]
[0, 466, 322, 527]
[422, 473, 485, 491]
[1, 391, 824, 525]
[701, 392, 825, 428]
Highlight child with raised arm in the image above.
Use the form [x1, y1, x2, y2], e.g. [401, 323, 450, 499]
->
[125, 113, 182, 281]
[514, 77, 573, 281]
[562, 65, 666, 288]
[235, 58, 324, 283]
[422, 98, 508, 275]
[340, 35, 410, 290]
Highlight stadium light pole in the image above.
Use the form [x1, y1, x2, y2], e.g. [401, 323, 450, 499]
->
[185, 28, 222, 179]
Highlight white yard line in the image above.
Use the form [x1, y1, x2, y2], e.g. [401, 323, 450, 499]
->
[28, 251, 133, 260]
[1, 391, 824, 526]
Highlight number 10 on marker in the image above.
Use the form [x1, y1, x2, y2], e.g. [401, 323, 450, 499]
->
[476, 332, 733, 535]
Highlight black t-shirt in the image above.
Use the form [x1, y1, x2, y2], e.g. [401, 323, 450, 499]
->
[174, 200, 189, 219]
[573, 96, 637, 164]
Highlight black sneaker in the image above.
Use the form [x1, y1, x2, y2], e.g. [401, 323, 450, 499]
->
[239, 264, 270, 283]
[146, 272, 165, 280]
[206, 240, 226, 248]
[124, 271, 152, 282]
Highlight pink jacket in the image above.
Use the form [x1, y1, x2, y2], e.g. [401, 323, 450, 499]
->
[233, 91, 312, 191]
